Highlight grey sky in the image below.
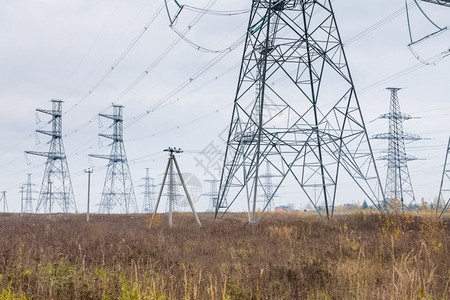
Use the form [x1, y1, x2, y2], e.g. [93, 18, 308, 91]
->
[0, 0, 449, 212]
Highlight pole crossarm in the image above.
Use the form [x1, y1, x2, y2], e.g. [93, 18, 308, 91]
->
[36, 129, 61, 138]
[372, 133, 422, 141]
[25, 150, 54, 158]
[89, 154, 112, 160]
[99, 133, 121, 141]
[36, 108, 62, 116]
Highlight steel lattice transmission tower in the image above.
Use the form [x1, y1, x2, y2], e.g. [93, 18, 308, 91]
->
[259, 160, 276, 212]
[90, 104, 138, 214]
[437, 137, 450, 217]
[216, 0, 385, 222]
[420, 0, 450, 7]
[203, 179, 220, 212]
[24, 174, 36, 213]
[372, 88, 420, 209]
[25, 100, 77, 213]
[141, 168, 157, 213]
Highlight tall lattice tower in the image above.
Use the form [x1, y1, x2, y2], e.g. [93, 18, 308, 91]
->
[259, 160, 276, 212]
[203, 179, 220, 212]
[25, 100, 77, 213]
[24, 174, 36, 213]
[216, 0, 384, 222]
[165, 170, 181, 212]
[437, 137, 450, 217]
[141, 168, 157, 213]
[372, 88, 420, 209]
[90, 104, 138, 214]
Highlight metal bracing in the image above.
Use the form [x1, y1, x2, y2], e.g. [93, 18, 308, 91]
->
[372, 88, 420, 209]
[216, 0, 385, 223]
[141, 168, 157, 213]
[420, 0, 450, 7]
[437, 137, 450, 217]
[25, 100, 77, 213]
[89, 105, 138, 214]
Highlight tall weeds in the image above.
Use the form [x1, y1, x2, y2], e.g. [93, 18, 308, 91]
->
[0, 212, 448, 299]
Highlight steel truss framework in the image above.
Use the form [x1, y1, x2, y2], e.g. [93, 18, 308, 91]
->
[437, 137, 450, 217]
[141, 168, 157, 213]
[421, 0, 450, 7]
[204, 179, 220, 212]
[216, 0, 385, 222]
[90, 105, 138, 214]
[373, 88, 420, 209]
[24, 174, 35, 213]
[25, 100, 77, 213]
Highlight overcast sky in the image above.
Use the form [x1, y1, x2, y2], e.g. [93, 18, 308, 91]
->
[0, 0, 449, 213]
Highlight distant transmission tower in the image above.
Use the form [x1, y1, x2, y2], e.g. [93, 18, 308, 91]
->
[437, 137, 450, 217]
[25, 100, 77, 213]
[165, 171, 181, 212]
[24, 174, 36, 213]
[141, 168, 157, 213]
[216, 0, 385, 222]
[0, 191, 7, 212]
[259, 160, 276, 212]
[372, 88, 420, 209]
[203, 179, 220, 212]
[90, 104, 138, 214]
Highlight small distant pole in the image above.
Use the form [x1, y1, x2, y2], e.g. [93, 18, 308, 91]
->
[48, 180, 52, 219]
[85, 168, 93, 222]
[20, 185, 25, 216]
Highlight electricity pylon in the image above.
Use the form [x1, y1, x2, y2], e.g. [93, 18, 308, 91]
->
[259, 160, 276, 212]
[89, 104, 138, 214]
[0, 191, 7, 213]
[24, 174, 36, 213]
[141, 168, 157, 213]
[420, 0, 450, 7]
[150, 148, 201, 227]
[216, 0, 385, 222]
[437, 137, 450, 217]
[25, 100, 77, 213]
[372, 88, 420, 210]
[203, 179, 220, 212]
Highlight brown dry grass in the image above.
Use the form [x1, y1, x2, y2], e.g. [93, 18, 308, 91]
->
[0, 212, 448, 299]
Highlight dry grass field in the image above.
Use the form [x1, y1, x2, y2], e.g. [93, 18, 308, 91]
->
[0, 212, 448, 299]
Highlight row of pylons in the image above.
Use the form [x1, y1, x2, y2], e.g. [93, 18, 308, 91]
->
[23, 1, 449, 220]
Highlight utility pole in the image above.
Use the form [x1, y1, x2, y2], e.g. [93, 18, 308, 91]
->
[216, 0, 385, 223]
[150, 148, 201, 227]
[25, 100, 77, 213]
[373, 88, 421, 210]
[85, 168, 93, 222]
